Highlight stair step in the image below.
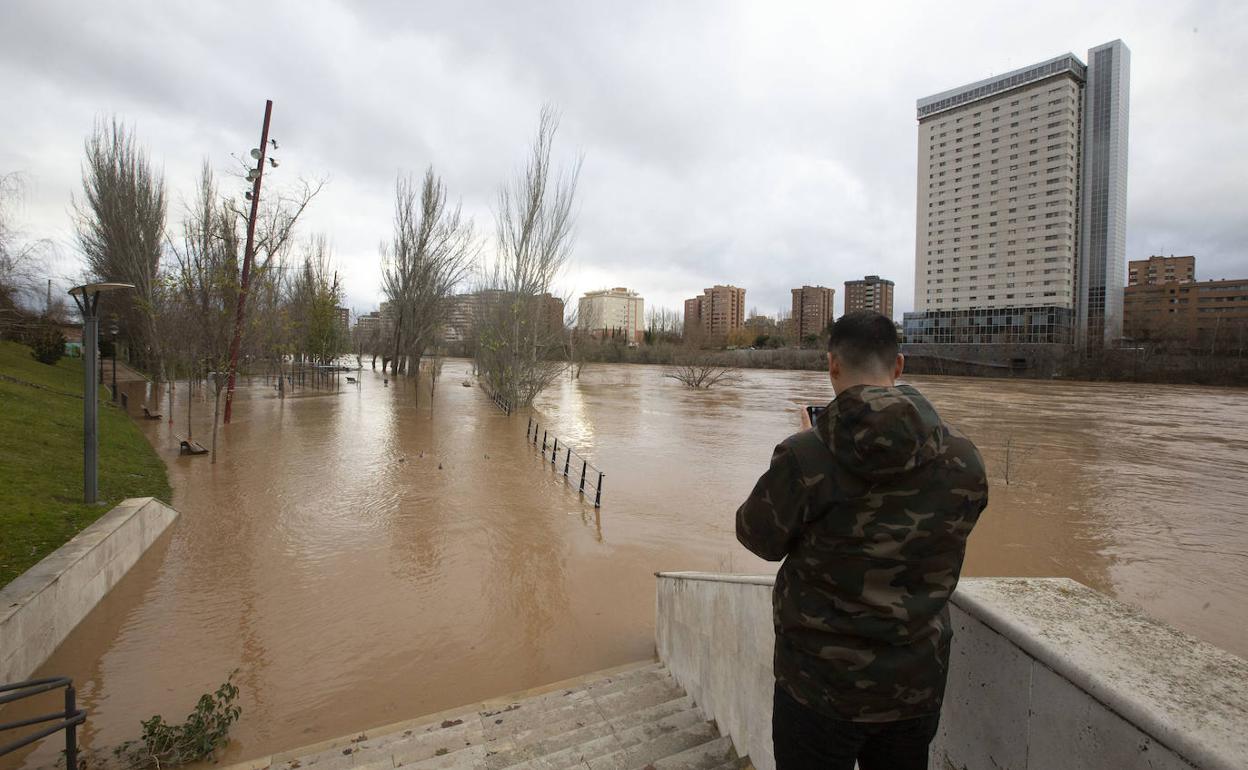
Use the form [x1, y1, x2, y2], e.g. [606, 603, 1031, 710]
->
[481, 664, 666, 738]
[649, 735, 737, 770]
[392, 743, 489, 769]
[248, 662, 748, 770]
[373, 720, 497, 768]
[584, 719, 720, 770]
[606, 695, 696, 734]
[514, 707, 707, 770]
[594, 676, 686, 719]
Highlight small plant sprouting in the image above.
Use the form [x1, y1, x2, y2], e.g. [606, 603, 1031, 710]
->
[113, 672, 242, 768]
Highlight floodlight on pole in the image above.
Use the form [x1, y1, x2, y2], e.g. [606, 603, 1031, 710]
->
[223, 99, 274, 425]
[68, 282, 134, 504]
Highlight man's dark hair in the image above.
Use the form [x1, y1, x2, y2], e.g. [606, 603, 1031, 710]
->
[826, 311, 898, 372]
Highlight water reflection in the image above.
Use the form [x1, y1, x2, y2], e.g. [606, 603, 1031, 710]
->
[6, 362, 1246, 769]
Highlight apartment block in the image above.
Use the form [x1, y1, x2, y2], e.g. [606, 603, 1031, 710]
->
[844, 276, 895, 318]
[905, 41, 1130, 348]
[578, 287, 644, 343]
[1129, 255, 1195, 286]
[442, 290, 563, 343]
[353, 311, 388, 340]
[1124, 278, 1248, 350]
[791, 285, 835, 342]
[684, 285, 745, 340]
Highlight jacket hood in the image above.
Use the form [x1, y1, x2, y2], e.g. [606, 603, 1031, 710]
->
[814, 384, 944, 480]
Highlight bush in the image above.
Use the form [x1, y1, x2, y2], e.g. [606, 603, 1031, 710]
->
[28, 324, 66, 365]
[113, 675, 242, 768]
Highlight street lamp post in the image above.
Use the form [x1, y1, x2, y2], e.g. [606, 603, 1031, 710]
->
[110, 321, 119, 403]
[69, 283, 134, 505]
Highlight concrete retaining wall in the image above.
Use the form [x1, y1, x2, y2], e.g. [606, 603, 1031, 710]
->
[0, 497, 178, 682]
[655, 572, 1248, 770]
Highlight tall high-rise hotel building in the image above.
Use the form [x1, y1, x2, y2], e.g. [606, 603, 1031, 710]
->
[905, 41, 1129, 349]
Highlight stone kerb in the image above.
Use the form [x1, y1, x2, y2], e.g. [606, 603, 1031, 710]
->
[654, 572, 1248, 770]
[0, 497, 179, 683]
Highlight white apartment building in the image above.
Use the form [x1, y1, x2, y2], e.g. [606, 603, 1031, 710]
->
[577, 287, 644, 344]
[907, 41, 1130, 348]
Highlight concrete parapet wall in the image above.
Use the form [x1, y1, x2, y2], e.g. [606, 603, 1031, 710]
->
[655, 573, 777, 769]
[0, 497, 178, 683]
[655, 572, 1248, 770]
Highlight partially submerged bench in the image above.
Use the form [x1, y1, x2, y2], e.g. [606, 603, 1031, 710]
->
[176, 435, 208, 455]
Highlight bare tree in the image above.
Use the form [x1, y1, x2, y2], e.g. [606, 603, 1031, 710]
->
[285, 235, 345, 365]
[0, 172, 52, 337]
[380, 167, 476, 397]
[73, 119, 167, 398]
[167, 164, 243, 462]
[664, 355, 742, 389]
[475, 105, 581, 408]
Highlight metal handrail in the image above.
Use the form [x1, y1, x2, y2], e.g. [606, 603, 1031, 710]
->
[526, 416, 605, 507]
[0, 677, 85, 768]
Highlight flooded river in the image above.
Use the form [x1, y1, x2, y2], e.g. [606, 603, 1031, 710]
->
[6, 362, 1248, 767]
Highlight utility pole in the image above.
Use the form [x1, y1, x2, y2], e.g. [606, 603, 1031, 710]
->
[223, 99, 274, 425]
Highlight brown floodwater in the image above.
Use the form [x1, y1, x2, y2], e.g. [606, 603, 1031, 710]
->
[5, 362, 1247, 768]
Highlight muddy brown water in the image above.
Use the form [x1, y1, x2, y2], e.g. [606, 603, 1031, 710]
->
[5, 361, 1247, 768]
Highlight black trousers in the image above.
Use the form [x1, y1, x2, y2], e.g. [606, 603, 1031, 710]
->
[772, 683, 941, 770]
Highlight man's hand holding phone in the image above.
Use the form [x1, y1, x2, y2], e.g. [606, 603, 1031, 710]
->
[802, 404, 824, 430]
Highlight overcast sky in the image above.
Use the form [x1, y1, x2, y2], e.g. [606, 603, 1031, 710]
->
[2, 0, 1245, 320]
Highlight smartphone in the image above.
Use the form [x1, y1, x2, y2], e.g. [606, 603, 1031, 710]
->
[806, 405, 825, 424]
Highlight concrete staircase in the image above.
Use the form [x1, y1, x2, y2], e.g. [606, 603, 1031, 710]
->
[235, 660, 750, 770]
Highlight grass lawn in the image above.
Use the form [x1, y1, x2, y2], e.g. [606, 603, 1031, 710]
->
[0, 340, 171, 588]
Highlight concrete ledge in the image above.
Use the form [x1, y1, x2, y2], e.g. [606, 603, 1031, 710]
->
[943, 578, 1248, 770]
[655, 572, 1248, 770]
[0, 497, 179, 682]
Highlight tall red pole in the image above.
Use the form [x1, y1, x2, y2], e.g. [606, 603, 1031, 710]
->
[223, 99, 273, 424]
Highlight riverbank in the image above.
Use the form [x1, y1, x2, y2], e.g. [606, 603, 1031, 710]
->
[555, 341, 1248, 386]
[0, 341, 171, 587]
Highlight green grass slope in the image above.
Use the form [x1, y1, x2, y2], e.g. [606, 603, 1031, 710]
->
[0, 340, 171, 587]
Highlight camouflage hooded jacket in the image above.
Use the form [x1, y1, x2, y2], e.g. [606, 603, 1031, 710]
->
[736, 383, 987, 722]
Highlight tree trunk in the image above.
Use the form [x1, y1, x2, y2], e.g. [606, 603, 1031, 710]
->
[211, 384, 222, 464]
[186, 374, 194, 440]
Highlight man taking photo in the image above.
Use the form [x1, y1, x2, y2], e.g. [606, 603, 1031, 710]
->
[736, 310, 989, 770]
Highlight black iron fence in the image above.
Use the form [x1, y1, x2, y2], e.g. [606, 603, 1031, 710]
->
[480, 381, 513, 415]
[1, 677, 85, 768]
[526, 416, 604, 507]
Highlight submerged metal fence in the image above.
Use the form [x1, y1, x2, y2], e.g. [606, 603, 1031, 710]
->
[526, 416, 604, 507]
[479, 381, 513, 415]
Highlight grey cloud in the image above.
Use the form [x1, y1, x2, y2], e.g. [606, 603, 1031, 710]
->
[1, 0, 1246, 318]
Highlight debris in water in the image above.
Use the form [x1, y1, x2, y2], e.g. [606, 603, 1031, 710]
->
[438, 463, 443, 470]
[461, 381, 471, 387]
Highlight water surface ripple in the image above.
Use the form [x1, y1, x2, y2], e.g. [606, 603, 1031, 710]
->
[5, 362, 1246, 767]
